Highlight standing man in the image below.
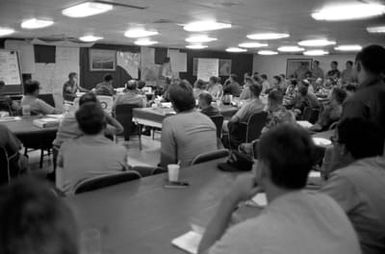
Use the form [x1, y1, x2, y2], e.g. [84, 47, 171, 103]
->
[62, 72, 87, 101]
[341, 60, 355, 84]
[326, 61, 341, 80]
[312, 60, 324, 82]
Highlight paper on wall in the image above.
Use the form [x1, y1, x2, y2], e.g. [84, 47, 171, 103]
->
[117, 51, 140, 79]
[197, 58, 218, 82]
[168, 49, 187, 72]
[4, 40, 35, 74]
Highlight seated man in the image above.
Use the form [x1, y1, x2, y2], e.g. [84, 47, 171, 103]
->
[207, 76, 223, 100]
[321, 118, 385, 254]
[193, 79, 207, 99]
[21, 80, 59, 115]
[199, 124, 360, 254]
[293, 80, 320, 119]
[239, 77, 253, 101]
[310, 88, 347, 131]
[160, 80, 217, 167]
[113, 80, 145, 109]
[57, 102, 129, 194]
[95, 74, 114, 96]
[0, 176, 79, 254]
[223, 74, 241, 97]
[198, 92, 221, 117]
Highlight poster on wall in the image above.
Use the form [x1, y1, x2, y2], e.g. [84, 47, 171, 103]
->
[197, 58, 219, 81]
[167, 49, 187, 72]
[219, 59, 231, 76]
[89, 49, 116, 71]
[286, 58, 312, 79]
[117, 51, 140, 79]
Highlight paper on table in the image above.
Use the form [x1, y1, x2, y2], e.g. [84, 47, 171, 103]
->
[251, 193, 267, 206]
[172, 231, 202, 254]
[297, 120, 313, 128]
[309, 171, 321, 178]
[0, 116, 21, 122]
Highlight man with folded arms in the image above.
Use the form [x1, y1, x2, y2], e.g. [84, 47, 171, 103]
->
[199, 124, 360, 254]
[321, 118, 385, 254]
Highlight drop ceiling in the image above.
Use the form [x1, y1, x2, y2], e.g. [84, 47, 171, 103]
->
[0, 0, 384, 52]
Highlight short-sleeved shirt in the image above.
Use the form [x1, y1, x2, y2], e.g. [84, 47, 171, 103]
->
[160, 111, 217, 167]
[20, 95, 56, 115]
[209, 191, 360, 254]
[0, 124, 21, 156]
[58, 135, 127, 194]
[233, 98, 265, 123]
[321, 157, 385, 254]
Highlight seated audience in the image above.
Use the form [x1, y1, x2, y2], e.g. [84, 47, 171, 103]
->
[21, 80, 60, 115]
[341, 45, 385, 135]
[0, 176, 79, 254]
[160, 80, 217, 167]
[198, 92, 221, 117]
[270, 75, 284, 92]
[199, 124, 360, 254]
[310, 88, 347, 131]
[193, 79, 207, 99]
[95, 74, 114, 96]
[239, 77, 253, 100]
[113, 80, 145, 109]
[57, 102, 129, 194]
[321, 118, 385, 254]
[223, 74, 241, 97]
[207, 76, 223, 99]
[260, 74, 271, 94]
[293, 81, 320, 118]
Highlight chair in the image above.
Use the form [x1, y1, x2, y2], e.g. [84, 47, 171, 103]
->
[97, 95, 114, 115]
[0, 147, 10, 186]
[22, 131, 56, 168]
[302, 107, 320, 124]
[74, 171, 142, 194]
[190, 149, 230, 165]
[115, 104, 137, 141]
[38, 94, 55, 107]
[210, 115, 224, 138]
[244, 111, 268, 143]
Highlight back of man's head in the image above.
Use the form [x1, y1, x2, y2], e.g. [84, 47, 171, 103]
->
[23, 80, 40, 95]
[355, 45, 385, 76]
[0, 80, 6, 89]
[198, 92, 213, 107]
[337, 118, 384, 160]
[68, 72, 77, 79]
[0, 176, 79, 254]
[168, 80, 195, 112]
[258, 124, 316, 189]
[261, 74, 267, 80]
[249, 83, 262, 97]
[268, 90, 284, 106]
[125, 80, 137, 90]
[103, 74, 113, 82]
[79, 92, 98, 106]
[75, 102, 106, 135]
[332, 88, 347, 105]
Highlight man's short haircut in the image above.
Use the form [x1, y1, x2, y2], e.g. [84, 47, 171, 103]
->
[273, 75, 282, 83]
[332, 88, 347, 104]
[103, 74, 113, 82]
[258, 124, 316, 189]
[346, 60, 353, 66]
[209, 76, 218, 83]
[0, 176, 79, 254]
[298, 81, 309, 96]
[261, 74, 267, 80]
[79, 92, 98, 106]
[75, 102, 106, 135]
[137, 80, 146, 89]
[194, 79, 206, 89]
[345, 84, 357, 92]
[168, 80, 196, 112]
[68, 72, 77, 79]
[249, 83, 262, 97]
[314, 60, 320, 65]
[355, 44, 385, 75]
[268, 89, 284, 105]
[23, 80, 40, 95]
[337, 118, 384, 160]
[331, 61, 338, 66]
[199, 92, 213, 105]
[126, 80, 137, 90]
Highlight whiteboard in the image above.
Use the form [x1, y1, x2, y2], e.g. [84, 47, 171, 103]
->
[197, 58, 218, 81]
[0, 50, 22, 94]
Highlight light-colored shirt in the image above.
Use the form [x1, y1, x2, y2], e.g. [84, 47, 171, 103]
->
[233, 98, 265, 123]
[312, 66, 324, 80]
[239, 85, 251, 100]
[58, 134, 127, 194]
[207, 84, 223, 99]
[209, 191, 360, 254]
[160, 111, 217, 167]
[341, 68, 355, 84]
[261, 80, 271, 94]
[321, 156, 385, 254]
[113, 91, 145, 109]
[52, 112, 81, 147]
[21, 95, 56, 115]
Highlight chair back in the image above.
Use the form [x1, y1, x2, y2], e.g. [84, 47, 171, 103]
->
[115, 104, 137, 140]
[0, 147, 10, 186]
[96, 95, 114, 115]
[191, 149, 229, 165]
[74, 171, 141, 194]
[303, 107, 320, 124]
[38, 94, 55, 107]
[210, 115, 224, 138]
[245, 111, 268, 143]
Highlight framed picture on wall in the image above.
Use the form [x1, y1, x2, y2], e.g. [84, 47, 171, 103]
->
[286, 58, 313, 79]
[89, 49, 116, 71]
[219, 59, 231, 76]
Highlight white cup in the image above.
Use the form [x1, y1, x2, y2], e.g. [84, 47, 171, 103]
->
[167, 164, 180, 182]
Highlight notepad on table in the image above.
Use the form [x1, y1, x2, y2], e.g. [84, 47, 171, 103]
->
[297, 120, 313, 128]
[33, 118, 60, 128]
[251, 193, 267, 206]
[172, 231, 202, 254]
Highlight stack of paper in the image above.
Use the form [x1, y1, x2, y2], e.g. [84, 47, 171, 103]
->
[33, 118, 60, 128]
[172, 231, 202, 254]
[297, 120, 313, 128]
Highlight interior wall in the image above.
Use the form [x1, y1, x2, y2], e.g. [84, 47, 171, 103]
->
[253, 53, 356, 83]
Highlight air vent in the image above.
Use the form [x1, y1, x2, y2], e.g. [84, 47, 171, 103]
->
[215, 1, 243, 7]
[152, 19, 175, 24]
[94, 0, 148, 10]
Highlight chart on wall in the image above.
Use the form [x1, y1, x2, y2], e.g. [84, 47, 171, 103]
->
[193, 58, 231, 76]
[117, 51, 140, 79]
[0, 50, 22, 85]
[197, 58, 219, 81]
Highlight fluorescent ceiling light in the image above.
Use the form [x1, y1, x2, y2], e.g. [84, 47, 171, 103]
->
[226, 47, 247, 53]
[186, 44, 208, 49]
[277, 46, 305, 52]
[258, 50, 278, 55]
[79, 35, 103, 42]
[0, 27, 15, 36]
[183, 21, 231, 32]
[298, 39, 336, 47]
[334, 45, 362, 52]
[239, 42, 268, 48]
[312, 3, 385, 21]
[124, 28, 158, 38]
[62, 2, 113, 18]
[185, 35, 217, 43]
[303, 50, 329, 56]
[247, 33, 290, 40]
[134, 38, 158, 46]
[21, 18, 54, 29]
[367, 25, 385, 33]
